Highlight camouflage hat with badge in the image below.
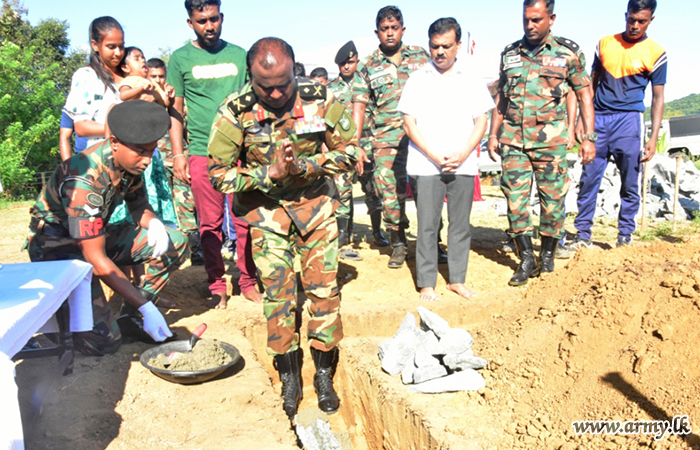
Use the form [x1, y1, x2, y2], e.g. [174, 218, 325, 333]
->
[107, 99, 171, 145]
[335, 41, 358, 65]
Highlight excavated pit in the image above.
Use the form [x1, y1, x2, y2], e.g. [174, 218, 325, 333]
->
[242, 301, 502, 450]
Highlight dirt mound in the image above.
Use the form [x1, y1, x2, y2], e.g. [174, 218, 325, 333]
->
[476, 239, 700, 449]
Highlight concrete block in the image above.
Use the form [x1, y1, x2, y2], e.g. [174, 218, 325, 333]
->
[433, 328, 473, 355]
[443, 351, 488, 371]
[416, 306, 451, 338]
[414, 346, 441, 368]
[412, 364, 448, 384]
[408, 369, 486, 394]
[401, 362, 415, 385]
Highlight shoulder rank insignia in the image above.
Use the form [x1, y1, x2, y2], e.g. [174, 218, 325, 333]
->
[555, 36, 581, 54]
[503, 40, 520, 55]
[298, 82, 327, 101]
[228, 91, 257, 115]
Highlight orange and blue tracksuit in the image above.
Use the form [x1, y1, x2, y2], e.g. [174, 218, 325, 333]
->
[575, 33, 667, 240]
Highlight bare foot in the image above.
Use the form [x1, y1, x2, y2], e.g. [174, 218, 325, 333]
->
[242, 288, 263, 304]
[419, 287, 440, 302]
[206, 293, 228, 309]
[447, 283, 476, 298]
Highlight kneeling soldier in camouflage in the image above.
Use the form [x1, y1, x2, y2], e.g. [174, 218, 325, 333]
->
[208, 37, 358, 418]
[25, 100, 189, 355]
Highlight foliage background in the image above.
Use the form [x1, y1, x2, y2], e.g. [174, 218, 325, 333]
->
[0, 0, 87, 197]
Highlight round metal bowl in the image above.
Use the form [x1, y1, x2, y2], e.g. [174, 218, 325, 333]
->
[140, 340, 240, 384]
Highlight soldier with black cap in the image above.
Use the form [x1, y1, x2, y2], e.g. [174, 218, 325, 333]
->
[25, 100, 189, 356]
[329, 41, 388, 259]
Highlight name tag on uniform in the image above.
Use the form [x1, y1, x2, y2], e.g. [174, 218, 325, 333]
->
[543, 56, 567, 67]
[504, 54, 523, 70]
[244, 135, 272, 144]
[294, 115, 326, 134]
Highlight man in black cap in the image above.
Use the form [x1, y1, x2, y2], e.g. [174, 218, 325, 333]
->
[25, 100, 189, 356]
[328, 41, 388, 259]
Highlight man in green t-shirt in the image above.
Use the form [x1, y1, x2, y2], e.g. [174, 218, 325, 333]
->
[167, 0, 261, 308]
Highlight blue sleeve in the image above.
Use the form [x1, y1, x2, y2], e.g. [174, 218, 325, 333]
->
[60, 111, 74, 129]
[650, 52, 667, 86]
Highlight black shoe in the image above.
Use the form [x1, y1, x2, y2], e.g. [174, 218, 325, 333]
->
[273, 350, 303, 419]
[509, 235, 540, 286]
[388, 230, 407, 268]
[539, 236, 558, 273]
[337, 217, 350, 248]
[311, 347, 340, 414]
[437, 243, 448, 265]
[187, 231, 205, 265]
[370, 210, 389, 247]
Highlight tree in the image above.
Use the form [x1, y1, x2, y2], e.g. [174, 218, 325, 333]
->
[0, 0, 87, 197]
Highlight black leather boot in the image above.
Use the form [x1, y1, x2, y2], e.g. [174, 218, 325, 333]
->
[337, 217, 349, 248]
[273, 350, 302, 419]
[370, 210, 389, 247]
[187, 231, 204, 265]
[388, 229, 407, 268]
[311, 347, 340, 414]
[539, 236, 558, 273]
[509, 235, 540, 286]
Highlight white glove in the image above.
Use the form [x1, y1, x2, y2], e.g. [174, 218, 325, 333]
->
[138, 301, 173, 342]
[147, 218, 170, 258]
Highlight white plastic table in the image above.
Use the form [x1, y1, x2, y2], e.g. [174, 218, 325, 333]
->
[0, 260, 94, 450]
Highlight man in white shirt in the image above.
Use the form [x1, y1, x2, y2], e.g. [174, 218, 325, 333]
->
[399, 17, 493, 302]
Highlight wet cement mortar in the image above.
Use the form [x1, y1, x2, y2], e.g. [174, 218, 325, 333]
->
[147, 339, 233, 372]
[11, 195, 700, 449]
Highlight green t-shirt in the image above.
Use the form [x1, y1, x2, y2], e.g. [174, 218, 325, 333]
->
[167, 41, 247, 156]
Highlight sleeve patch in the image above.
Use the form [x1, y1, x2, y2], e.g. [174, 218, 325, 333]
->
[68, 216, 105, 239]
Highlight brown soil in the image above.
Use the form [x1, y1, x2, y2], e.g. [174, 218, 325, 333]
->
[5, 188, 700, 450]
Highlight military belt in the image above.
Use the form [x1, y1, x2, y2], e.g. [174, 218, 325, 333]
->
[30, 216, 70, 238]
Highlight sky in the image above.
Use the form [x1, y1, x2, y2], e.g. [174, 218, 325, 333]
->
[24, 0, 700, 104]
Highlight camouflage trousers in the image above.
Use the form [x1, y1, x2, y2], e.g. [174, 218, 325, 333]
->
[500, 144, 569, 239]
[27, 223, 188, 356]
[334, 170, 355, 219]
[335, 139, 383, 220]
[359, 138, 383, 215]
[164, 163, 198, 233]
[374, 140, 409, 231]
[250, 215, 343, 356]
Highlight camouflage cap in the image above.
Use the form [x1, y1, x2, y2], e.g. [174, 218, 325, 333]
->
[335, 41, 358, 65]
[108, 100, 170, 145]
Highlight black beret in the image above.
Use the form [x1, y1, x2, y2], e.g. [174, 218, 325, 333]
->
[335, 41, 358, 65]
[107, 100, 170, 145]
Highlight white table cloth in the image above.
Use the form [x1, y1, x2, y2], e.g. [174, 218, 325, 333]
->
[0, 260, 94, 450]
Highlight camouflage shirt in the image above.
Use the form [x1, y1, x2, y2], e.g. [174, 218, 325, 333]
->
[497, 32, 590, 149]
[29, 141, 147, 240]
[353, 44, 430, 148]
[207, 80, 360, 236]
[328, 73, 373, 133]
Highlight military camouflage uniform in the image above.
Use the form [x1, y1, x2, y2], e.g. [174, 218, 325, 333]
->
[328, 73, 382, 220]
[207, 80, 359, 356]
[353, 44, 430, 231]
[158, 132, 198, 233]
[496, 33, 590, 239]
[24, 142, 189, 356]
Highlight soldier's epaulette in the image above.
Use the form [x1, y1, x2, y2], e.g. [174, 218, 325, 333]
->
[555, 36, 581, 54]
[502, 40, 520, 55]
[298, 81, 327, 101]
[227, 90, 257, 115]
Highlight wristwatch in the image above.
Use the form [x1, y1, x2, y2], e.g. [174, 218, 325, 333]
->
[583, 132, 598, 143]
[297, 159, 308, 176]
